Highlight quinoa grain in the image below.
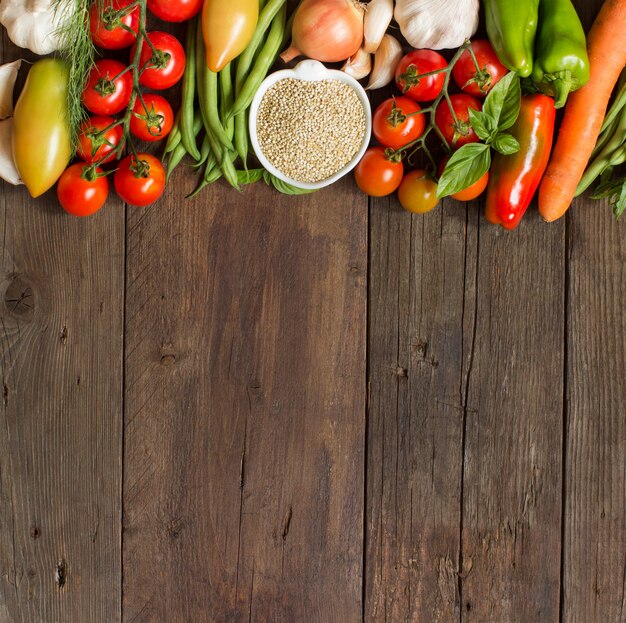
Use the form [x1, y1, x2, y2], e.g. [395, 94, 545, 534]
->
[256, 78, 366, 183]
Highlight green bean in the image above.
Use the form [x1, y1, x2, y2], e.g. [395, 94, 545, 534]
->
[577, 106, 626, 195]
[194, 133, 211, 168]
[234, 0, 287, 94]
[234, 111, 249, 167]
[220, 63, 235, 141]
[164, 110, 182, 154]
[229, 4, 286, 120]
[166, 142, 187, 181]
[181, 18, 201, 161]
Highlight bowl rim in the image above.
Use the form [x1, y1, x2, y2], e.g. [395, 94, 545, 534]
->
[248, 59, 372, 191]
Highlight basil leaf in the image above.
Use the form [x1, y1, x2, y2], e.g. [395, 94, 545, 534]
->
[492, 132, 521, 155]
[236, 168, 264, 185]
[437, 143, 491, 198]
[469, 109, 496, 142]
[483, 71, 521, 132]
[262, 171, 317, 195]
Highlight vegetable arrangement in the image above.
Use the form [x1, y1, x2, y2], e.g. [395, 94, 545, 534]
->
[0, 0, 623, 226]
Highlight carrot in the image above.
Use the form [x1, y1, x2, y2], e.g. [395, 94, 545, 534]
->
[538, 0, 626, 222]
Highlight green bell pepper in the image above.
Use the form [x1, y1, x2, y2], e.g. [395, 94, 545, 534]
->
[484, 0, 539, 78]
[531, 0, 590, 108]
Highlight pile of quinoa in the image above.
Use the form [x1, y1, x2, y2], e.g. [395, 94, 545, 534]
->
[256, 78, 367, 184]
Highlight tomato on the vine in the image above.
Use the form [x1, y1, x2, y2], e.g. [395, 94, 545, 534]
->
[438, 157, 489, 201]
[76, 116, 123, 164]
[82, 59, 133, 115]
[435, 94, 482, 149]
[131, 31, 186, 90]
[397, 170, 439, 214]
[114, 154, 166, 206]
[130, 94, 174, 142]
[89, 0, 139, 50]
[395, 50, 447, 102]
[57, 164, 109, 217]
[147, 0, 203, 21]
[354, 147, 403, 197]
[373, 96, 425, 151]
[452, 40, 508, 97]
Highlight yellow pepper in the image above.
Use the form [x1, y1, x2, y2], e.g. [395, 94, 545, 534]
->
[12, 58, 71, 198]
[202, 0, 258, 72]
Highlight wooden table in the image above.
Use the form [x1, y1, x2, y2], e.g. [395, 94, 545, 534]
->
[1, 0, 624, 620]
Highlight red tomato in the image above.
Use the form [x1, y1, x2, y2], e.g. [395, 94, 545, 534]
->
[373, 97, 425, 151]
[131, 32, 186, 90]
[114, 154, 166, 206]
[89, 0, 138, 49]
[57, 164, 109, 217]
[452, 40, 508, 97]
[395, 50, 448, 102]
[82, 59, 133, 115]
[76, 116, 124, 164]
[354, 147, 404, 197]
[435, 94, 482, 149]
[130, 94, 174, 142]
[147, 0, 203, 21]
[438, 157, 489, 201]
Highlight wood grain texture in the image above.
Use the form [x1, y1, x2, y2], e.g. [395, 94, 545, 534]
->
[365, 196, 470, 622]
[122, 175, 367, 622]
[0, 181, 124, 623]
[562, 206, 625, 623]
[460, 212, 565, 622]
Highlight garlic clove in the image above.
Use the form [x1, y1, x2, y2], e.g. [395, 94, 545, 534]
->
[341, 46, 371, 81]
[367, 34, 403, 90]
[363, 0, 393, 54]
[0, 60, 21, 119]
[0, 118, 23, 186]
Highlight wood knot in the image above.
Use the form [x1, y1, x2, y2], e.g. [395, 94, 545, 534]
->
[30, 525, 41, 539]
[160, 354, 176, 366]
[3, 274, 34, 320]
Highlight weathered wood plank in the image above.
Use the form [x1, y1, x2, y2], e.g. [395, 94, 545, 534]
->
[122, 176, 367, 621]
[0, 177, 124, 618]
[365, 196, 470, 621]
[562, 205, 625, 623]
[460, 212, 565, 622]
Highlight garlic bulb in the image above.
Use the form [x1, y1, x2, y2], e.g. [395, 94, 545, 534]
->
[363, 0, 393, 54]
[395, 0, 479, 50]
[0, 60, 22, 185]
[0, 0, 71, 55]
[367, 34, 403, 90]
[342, 46, 371, 80]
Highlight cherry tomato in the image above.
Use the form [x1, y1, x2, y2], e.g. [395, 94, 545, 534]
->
[373, 96, 425, 151]
[395, 50, 447, 102]
[76, 116, 124, 164]
[89, 0, 139, 49]
[452, 40, 508, 97]
[354, 147, 403, 197]
[438, 157, 489, 201]
[57, 164, 109, 217]
[129, 94, 174, 142]
[131, 32, 186, 90]
[82, 59, 133, 115]
[147, 0, 203, 21]
[435, 94, 482, 149]
[114, 153, 166, 207]
[397, 170, 439, 214]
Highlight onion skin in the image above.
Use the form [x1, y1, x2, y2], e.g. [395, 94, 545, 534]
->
[281, 0, 364, 63]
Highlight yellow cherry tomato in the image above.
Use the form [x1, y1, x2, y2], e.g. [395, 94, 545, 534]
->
[12, 59, 71, 198]
[397, 170, 439, 214]
[202, 0, 258, 72]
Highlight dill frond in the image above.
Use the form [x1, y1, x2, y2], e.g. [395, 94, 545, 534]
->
[52, 0, 99, 152]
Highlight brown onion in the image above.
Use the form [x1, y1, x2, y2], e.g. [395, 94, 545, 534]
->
[280, 0, 364, 64]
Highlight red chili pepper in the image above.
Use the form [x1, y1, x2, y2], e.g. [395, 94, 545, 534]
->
[485, 94, 556, 229]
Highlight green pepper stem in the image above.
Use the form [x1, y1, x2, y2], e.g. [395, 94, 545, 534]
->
[552, 70, 573, 109]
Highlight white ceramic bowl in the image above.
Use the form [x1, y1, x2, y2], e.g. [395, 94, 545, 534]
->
[249, 59, 372, 191]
